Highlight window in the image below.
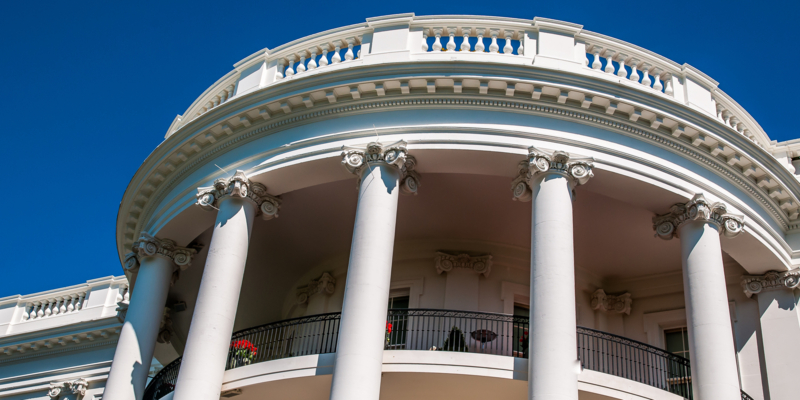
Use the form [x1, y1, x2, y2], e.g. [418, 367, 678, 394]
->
[387, 291, 410, 349]
[664, 327, 692, 399]
[512, 305, 529, 357]
[664, 328, 690, 359]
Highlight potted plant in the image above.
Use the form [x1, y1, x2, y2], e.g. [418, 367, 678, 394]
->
[440, 326, 468, 352]
[229, 339, 257, 368]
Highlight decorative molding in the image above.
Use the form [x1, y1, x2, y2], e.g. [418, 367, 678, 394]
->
[741, 269, 800, 297]
[296, 272, 336, 304]
[341, 140, 420, 194]
[48, 378, 88, 399]
[434, 252, 492, 278]
[119, 89, 800, 264]
[124, 232, 197, 273]
[591, 289, 632, 315]
[115, 301, 128, 323]
[511, 146, 594, 201]
[653, 193, 745, 240]
[196, 170, 282, 219]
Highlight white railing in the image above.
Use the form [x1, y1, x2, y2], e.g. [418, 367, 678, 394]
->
[163, 14, 773, 151]
[276, 36, 363, 80]
[0, 276, 128, 336]
[419, 27, 524, 55]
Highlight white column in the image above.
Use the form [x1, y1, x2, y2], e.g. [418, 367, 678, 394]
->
[654, 194, 745, 400]
[512, 147, 594, 400]
[329, 141, 419, 400]
[105, 233, 196, 400]
[172, 171, 281, 400]
[742, 270, 800, 400]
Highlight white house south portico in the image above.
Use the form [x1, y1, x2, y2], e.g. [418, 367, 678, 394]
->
[99, 13, 800, 400]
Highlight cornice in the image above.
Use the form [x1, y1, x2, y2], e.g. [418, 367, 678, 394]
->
[118, 65, 800, 265]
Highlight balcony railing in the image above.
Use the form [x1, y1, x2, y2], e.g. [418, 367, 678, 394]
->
[143, 309, 754, 400]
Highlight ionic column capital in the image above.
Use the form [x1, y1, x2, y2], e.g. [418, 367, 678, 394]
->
[511, 146, 594, 201]
[341, 140, 420, 194]
[591, 289, 632, 315]
[742, 269, 800, 297]
[124, 232, 197, 273]
[196, 170, 282, 220]
[652, 194, 744, 240]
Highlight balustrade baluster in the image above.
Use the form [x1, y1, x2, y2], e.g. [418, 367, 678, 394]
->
[591, 46, 603, 70]
[296, 54, 306, 74]
[603, 50, 616, 74]
[641, 63, 652, 87]
[332, 42, 342, 63]
[475, 29, 485, 52]
[663, 74, 674, 96]
[22, 303, 31, 320]
[461, 28, 471, 51]
[616, 54, 628, 78]
[629, 59, 640, 82]
[432, 28, 443, 52]
[225, 85, 235, 101]
[652, 68, 663, 91]
[285, 55, 296, 77]
[344, 38, 354, 61]
[58, 297, 67, 314]
[319, 46, 329, 67]
[421, 31, 429, 52]
[445, 28, 456, 52]
[503, 30, 513, 54]
[307, 49, 318, 70]
[516, 32, 524, 55]
[489, 29, 499, 53]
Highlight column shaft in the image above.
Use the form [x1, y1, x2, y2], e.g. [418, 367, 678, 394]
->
[679, 221, 741, 399]
[329, 163, 401, 400]
[755, 289, 800, 399]
[173, 198, 256, 400]
[529, 174, 579, 400]
[105, 256, 173, 400]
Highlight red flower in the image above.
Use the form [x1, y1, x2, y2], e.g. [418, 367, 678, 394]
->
[386, 322, 392, 334]
[230, 339, 257, 356]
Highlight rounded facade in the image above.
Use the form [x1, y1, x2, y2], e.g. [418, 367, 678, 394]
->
[110, 14, 800, 400]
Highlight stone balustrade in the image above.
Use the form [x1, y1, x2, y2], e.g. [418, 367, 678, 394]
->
[0, 276, 129, 337]
[164, 14, 774, 156]
[418, 26, 524, 55]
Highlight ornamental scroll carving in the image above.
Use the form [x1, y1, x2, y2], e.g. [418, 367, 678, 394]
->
[196, 170, 282, 220]
[511, 147, 594, 202]
[48, 378, 88, 399]
[341, 140, 420, 194]
[652, 194, 744, 240]
[591, 289, 632, 315]
[741, 269, 800, 297]
[434, 252, 492, 278]
[297, 272, 336, 304]
[123, 232, 197, 274]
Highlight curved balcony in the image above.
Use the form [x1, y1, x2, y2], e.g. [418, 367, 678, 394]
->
[144, 309, 754, 400]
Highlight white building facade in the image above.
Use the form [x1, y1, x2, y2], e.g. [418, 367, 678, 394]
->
[4, 13, 800, 400]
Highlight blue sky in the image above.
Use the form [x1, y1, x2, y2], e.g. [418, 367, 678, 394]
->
[0, 0, 796, 297]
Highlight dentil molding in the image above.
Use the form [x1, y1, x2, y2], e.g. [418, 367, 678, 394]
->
[741, 269, 800, 297]
[652, 193, 745, 240]
[434, 252, 493, 278]
[297, 272, 336, 304]
[341, 140, 420, 194]
[511, 146, 594, 201]
[591, 289, 632, 315]
[124, 232, 198, 273]
[196, 170, 282, 219]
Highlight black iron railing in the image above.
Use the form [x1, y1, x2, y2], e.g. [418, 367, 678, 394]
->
[144, 309, 756, 400]
[386, 308, 529, 356]
[577, 326, 692, 397]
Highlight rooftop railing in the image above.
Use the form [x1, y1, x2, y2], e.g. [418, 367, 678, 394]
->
[164, 14, 770, 151]
[144, 309, 755, 400]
